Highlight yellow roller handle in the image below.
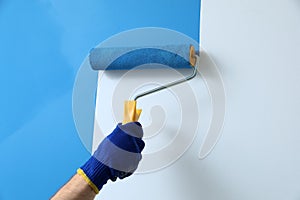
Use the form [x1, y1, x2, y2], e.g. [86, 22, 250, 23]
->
[122, 100, 142, 124]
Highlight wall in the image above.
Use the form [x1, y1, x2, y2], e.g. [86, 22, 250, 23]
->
[0, 0, 299, 199]
[92, 0, 300, 199]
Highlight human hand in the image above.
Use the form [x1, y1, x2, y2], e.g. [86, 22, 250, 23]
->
[78, 122, 145, 193]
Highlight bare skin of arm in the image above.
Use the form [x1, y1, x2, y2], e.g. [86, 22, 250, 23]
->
[51, 174, 96, 200]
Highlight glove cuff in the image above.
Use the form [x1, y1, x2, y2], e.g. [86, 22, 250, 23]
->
[78, 156, 112, 194]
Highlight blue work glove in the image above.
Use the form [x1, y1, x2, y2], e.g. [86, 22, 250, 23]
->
[77, 122, 145, 194]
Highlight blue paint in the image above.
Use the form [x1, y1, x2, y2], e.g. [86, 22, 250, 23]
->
[0, 1, 90, 199]
[90, 46, 192, 70]
[94, 0, 201, 42]
[0, 0, 200, 199]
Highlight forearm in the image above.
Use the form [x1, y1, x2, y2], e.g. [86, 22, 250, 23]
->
[51, 174, 96, 200]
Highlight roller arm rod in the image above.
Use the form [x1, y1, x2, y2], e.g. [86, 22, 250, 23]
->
[134, 64, 197, 101]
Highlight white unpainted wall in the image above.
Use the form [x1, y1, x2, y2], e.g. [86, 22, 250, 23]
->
[93, 0, 300, 199]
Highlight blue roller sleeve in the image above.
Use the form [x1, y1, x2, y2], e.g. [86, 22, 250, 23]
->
[79, 122, 145, 192]
[89, 44, 193, 70]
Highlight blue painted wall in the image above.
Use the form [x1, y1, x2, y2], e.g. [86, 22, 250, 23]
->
[0, 0, 200, 199]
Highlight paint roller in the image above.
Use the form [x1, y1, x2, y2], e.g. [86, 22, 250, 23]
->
[89, 44, 199, 124]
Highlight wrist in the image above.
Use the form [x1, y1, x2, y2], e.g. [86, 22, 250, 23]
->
[78, 156, 112, 194]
